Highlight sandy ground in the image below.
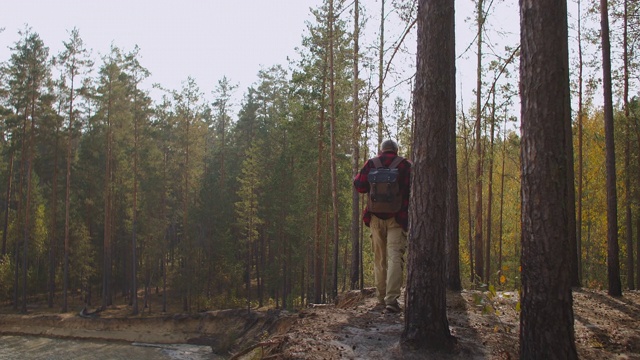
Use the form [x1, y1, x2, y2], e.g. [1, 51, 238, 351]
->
[1, 288, 639, 359]
[253, 288, 640, 360]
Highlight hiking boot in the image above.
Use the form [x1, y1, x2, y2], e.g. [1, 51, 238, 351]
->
[385, 302, 401, 313]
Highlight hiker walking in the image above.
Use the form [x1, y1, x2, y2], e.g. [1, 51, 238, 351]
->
[353, 139, 411, 313]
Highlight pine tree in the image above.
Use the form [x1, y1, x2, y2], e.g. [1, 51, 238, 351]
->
[402, 0, 456, 350]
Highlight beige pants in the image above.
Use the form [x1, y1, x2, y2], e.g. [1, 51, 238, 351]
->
[370, 215, 407, 305]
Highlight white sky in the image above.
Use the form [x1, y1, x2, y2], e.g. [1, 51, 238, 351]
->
[0, 0, 326, 100]
[0, 0, 523, 118]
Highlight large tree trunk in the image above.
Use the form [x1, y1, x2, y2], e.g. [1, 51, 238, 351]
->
[600, 0, 622, 297]
[519, 0, 578, 357]
[402, 0, 455, 350]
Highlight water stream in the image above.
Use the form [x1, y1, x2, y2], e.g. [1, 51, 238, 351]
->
[0, 335, 220, 360]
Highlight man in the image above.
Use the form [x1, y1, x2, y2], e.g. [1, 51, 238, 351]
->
[353, 139, 411, 313]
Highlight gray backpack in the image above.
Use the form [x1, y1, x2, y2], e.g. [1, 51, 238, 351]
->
[367, 156, 404, 213]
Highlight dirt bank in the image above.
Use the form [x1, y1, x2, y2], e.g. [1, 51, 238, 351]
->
[0, 308, 295, 356]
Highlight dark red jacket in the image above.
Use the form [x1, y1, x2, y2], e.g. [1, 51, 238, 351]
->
[353, 150, 411, 231]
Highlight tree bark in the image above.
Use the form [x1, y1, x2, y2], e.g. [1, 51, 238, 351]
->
[63, 76, 74, 313]
[350, 0, 361, 291]
[314, 56, 327, 304]
[600, 0, 622, 297]
[328, 0, 340, 300]
[22, 95, 37, 313]
[131, 88, 139, 315]
[48, 124, 60, 309]
[623, 0, 635, 290]
[402, 0, 456, 350]
[485, 90, 496, 283]
[576, 0, 584, 288]
[473, 0, 485, 285]
[446, 0, 461, 291]
[498, 118, 507, 284]
[519, 0, 578, 357]
[2, 151, 13, 256]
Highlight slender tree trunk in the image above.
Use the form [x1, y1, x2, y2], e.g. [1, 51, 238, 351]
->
[323, 211, 330, 303]
[565, 33, 579, 289]
[102, 103, 113, 310]
[15, 108, 28, 311]
[63, 80, 75, 313]
[162, 151, 168, 313]
[131, 93, 139, 315]
[2, 151, 14, 256]
[485, 90, 496, 283]
[498, 114, 507, 284]
[328, 0, 340, 300]
[446, 5, 461, 291]
[350, 0, 361, 291]
[623, 0, 635, 291]
[183, 106, 191, 312]
[378, 0, 385, 149]
[473, 0, 485, 285]
[637, 216, 640, 290]
[48, 125, 60, 309]
[22, 94, 38, 313]
[576, 0, 584, 287]
[600, 0, 622, 297]
[519, 0, 578, 356]
[314, 59, 328, 304]
[402, 0, 456, 350]
[462, 114, 474, 282]
[625, 131, 634, 289]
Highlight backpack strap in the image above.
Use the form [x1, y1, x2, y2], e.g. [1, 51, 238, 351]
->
[371, 156, 404, 169]
[389, 156, 404, 169]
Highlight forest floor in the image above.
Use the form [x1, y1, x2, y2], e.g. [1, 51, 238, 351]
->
[256, 287, 640, 359]
[0, 288, 639, 359]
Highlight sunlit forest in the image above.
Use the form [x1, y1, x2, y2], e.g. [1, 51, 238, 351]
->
[0, 0, 638, 317]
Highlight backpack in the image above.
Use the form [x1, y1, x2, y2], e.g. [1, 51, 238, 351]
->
[367, 156, 405, 213]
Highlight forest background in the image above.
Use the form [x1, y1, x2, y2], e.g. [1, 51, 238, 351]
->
[0, 0, 638, 315]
